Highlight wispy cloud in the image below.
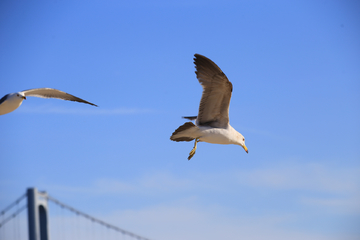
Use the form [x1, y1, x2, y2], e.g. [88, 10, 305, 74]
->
[18, 104, 154, 115]
[48, 202, 348, 240]
[233, 163, 360, 193]
[93, 172, 193, 195]
[39, 161, 360, 240]
[43, 171, 195, 196]
[44, 162, 360, 207]
[301, 193, 360, 215]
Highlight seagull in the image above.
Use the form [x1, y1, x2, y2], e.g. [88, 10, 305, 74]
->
[170, 54, 248, 160]
[0, 88, 97, 115]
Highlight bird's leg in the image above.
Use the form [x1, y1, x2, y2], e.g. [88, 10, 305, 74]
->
[188, 138, 199, 160]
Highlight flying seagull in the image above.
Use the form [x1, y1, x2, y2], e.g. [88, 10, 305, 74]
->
[170, 54, 248, 160]
[0, 88, 97, 115]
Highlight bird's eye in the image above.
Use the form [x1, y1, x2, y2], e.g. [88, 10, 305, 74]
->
[243, 138, 245, 141]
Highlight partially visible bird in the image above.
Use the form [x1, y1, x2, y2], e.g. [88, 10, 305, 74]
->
[0, 88, 97, 115]
[170, 54, 248, 160]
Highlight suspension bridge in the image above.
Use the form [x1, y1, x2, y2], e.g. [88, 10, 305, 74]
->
[0, 188, 152, 240]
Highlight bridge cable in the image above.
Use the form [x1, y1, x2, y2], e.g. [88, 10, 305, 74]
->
[0, 205, 27, 229]
[0, 193, 26, 216]
[47, 195, 152, 240]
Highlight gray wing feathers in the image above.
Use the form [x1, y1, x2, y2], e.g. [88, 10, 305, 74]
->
[22, 88, 97, 106]
[194, 54, 232, 128]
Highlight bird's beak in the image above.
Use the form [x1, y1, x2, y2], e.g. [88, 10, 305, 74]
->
[243, 145, 248, 154]
[23, 96, 26, 100]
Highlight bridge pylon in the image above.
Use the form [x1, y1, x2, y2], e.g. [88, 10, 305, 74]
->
[27, 188, 50, 240]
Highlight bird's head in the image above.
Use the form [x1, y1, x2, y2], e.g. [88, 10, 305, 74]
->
[8, 92, 26, 101]
[236, 133, 248, 153]
[16, 92, 26, 100]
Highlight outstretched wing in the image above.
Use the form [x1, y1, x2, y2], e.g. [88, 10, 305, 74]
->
[22, 88, 97, 106]
[194, 54, 232, 128]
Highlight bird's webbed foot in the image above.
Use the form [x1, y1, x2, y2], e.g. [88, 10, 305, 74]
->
[188, 138, 200, 160]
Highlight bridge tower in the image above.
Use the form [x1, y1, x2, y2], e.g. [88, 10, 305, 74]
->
[27, 188, 50, 240]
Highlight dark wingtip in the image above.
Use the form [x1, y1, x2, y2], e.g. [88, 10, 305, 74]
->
[86, 102, 98, 107]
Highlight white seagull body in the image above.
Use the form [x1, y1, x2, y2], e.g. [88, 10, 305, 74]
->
[170, 54, 248, 160]
[0, 88, 97, 115]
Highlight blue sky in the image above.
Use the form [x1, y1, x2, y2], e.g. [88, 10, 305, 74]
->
[0, 0, 359, 239]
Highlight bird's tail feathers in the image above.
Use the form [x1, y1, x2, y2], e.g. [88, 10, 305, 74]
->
[182, 116, 197, 121]
[170, 122, 198, 142]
